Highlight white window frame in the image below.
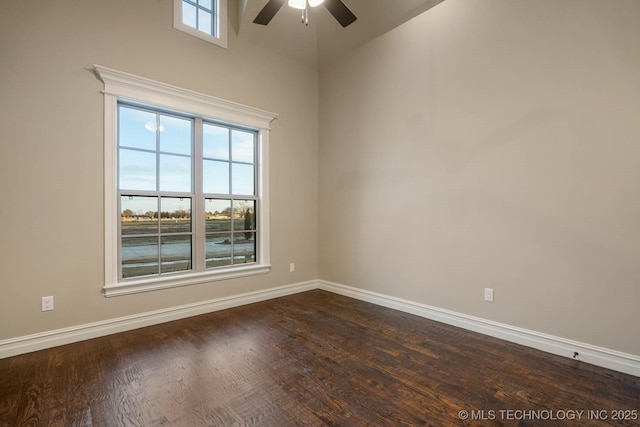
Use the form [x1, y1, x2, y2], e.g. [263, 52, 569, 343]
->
[173, 0, 228, 49]
[94, 65, 277, 297]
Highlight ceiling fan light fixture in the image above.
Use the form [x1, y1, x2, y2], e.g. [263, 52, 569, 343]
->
[254, 0, 356, 27]
[288, 0, 306, 9]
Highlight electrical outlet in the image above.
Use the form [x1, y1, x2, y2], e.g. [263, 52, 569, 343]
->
[484, 288, 494, 302]
[42, 296, 54, 312]
[289, 263, 295, 273]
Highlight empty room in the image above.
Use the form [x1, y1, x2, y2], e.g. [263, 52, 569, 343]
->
[1, 0, 638, 425]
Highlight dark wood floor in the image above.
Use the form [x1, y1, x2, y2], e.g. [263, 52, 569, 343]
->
[0, 290, 638, 426]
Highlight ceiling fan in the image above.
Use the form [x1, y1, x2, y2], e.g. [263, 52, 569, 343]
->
[253, 0, 357, 28]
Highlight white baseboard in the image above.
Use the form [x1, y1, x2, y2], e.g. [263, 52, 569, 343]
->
[0, 281, 317, 360]
[2, 279, 638, 378]
[317, 280, 640, 378]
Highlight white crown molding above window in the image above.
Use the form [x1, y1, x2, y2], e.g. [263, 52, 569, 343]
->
[93, 65, 277, 129]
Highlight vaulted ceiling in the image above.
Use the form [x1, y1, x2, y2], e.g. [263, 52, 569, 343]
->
[233, 0, 446, 67]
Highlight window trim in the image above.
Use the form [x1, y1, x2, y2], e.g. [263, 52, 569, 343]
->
[173, 0, 228, 49]
[94, 65, 277, 297]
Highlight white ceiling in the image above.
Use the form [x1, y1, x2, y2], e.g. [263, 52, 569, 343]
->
[233, 0, 446, 67]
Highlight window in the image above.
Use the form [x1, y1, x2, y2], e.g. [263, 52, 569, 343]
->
[119, 106, 259, 279]
[119, 106, 195, 279]
[95, 65, 277, 296]
[174, 0, 228, 48]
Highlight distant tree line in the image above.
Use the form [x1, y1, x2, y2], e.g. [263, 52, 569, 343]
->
[122, 209, 190, 219]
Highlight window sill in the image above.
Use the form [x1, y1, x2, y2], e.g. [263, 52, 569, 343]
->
[173, 22, 228, 49]
[103, 264, 271, 297]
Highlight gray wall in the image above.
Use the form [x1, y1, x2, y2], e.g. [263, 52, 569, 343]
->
[2, 0, 639, 359]
[0, 0, 318, 339]
[319, 0, 640, 355]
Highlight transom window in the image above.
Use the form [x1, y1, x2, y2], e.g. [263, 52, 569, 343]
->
[181, 0, 216, 36]
[95, 65, 276, 297]
[174, 0, 228, 48]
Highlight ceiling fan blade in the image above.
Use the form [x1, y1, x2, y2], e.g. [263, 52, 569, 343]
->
[253, 0, 286, 25]
[323, 0, 357, 27]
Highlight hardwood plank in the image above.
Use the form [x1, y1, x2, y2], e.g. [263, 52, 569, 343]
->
[0, 290, 638, 426]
